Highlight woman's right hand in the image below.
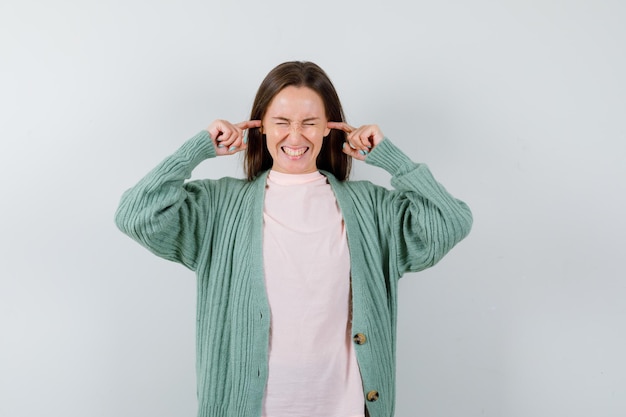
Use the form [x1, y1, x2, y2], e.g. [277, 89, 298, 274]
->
[207, 119, 262, 156]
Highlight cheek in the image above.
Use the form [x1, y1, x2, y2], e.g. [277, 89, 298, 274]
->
[303, 126, 326, 138]
[269, 126, 289, 137]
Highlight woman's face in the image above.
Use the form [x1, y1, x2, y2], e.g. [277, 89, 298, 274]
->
[262, 86, 331, 175]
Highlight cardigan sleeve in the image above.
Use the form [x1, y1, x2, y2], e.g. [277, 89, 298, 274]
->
[114, 130, 217, 270]
[365, 138, 473, 276]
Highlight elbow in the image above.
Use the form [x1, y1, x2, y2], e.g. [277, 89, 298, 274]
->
[114, 203, 136, 237]
[114, 195, 146, 239]
[457, 202, 473, 241]
[114, 189, 134, 234]
[427, 205, 473, 266]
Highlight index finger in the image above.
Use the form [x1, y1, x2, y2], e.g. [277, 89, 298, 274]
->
[327, 121, 355, 133]
[236, 120, 262, 130]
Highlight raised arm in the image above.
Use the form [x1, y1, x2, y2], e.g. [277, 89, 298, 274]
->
[329, 121, 472, 276]
[371, 139, 472, 275]
[114, 120, 260, 270]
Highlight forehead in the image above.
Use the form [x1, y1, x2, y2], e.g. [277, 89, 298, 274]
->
[266, 86, 326, 118]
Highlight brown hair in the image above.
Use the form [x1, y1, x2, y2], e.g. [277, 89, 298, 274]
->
[244, 61, 350, 181]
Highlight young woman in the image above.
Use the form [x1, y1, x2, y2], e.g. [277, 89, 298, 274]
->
[115, 61, 472, 417]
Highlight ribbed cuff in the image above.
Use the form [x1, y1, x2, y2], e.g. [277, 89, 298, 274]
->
[176, 130, 217, 168]
[364, 138, 417, 176]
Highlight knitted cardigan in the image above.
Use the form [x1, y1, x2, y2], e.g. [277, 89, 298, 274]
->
[115, 130, 473, 417]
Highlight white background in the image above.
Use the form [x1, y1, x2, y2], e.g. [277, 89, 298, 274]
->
[1, 1, 625, 416]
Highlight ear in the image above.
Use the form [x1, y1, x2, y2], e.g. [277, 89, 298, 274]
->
[324, 124, 331, 137]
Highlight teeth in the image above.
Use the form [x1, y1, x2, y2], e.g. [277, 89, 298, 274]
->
[283, 147, 306, 157]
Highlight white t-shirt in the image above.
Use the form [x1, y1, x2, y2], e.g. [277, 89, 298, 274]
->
[262, 170, 364, 417]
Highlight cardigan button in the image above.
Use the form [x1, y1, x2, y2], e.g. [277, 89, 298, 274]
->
[353, 333, 367, 345]
[366, 390, 379, 402]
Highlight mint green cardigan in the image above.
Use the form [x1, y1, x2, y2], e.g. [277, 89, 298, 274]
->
[115, 130, 472, 417]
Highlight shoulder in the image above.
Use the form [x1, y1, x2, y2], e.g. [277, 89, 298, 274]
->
[324, 173, 391, 215]
[327, 174, 388, 197]
[182, 176, 257, 196]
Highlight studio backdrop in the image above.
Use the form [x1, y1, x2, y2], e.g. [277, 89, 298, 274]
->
[1, 1, 625, 416]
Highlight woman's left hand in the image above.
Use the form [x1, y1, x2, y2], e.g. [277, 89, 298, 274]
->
[327, 122, 385, 161]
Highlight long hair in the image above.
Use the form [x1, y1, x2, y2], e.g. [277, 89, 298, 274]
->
[244, 61, 350, 181]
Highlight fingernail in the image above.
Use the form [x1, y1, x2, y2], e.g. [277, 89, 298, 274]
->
[243, 134, 248, 145]
[359, 150, 368, 156]
[229, 146, 237, 151]
[342, 142, 347, 149]
[218, 144, 225, 148]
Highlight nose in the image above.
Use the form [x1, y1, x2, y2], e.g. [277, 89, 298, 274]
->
[289, 122, 303, 134]
[286, 122, 304, 139]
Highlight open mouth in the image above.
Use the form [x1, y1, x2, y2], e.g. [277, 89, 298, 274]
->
[282, 147, 308, 157]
